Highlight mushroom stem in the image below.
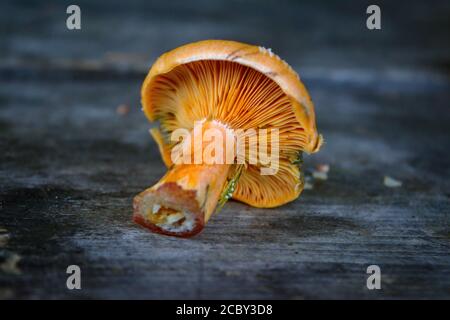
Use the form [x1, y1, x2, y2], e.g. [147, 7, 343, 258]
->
[133, 121, 233, 237]
[133, 163, 231, 237]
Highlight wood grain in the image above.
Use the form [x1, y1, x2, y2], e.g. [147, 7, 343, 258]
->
[0, 0, 449, 299]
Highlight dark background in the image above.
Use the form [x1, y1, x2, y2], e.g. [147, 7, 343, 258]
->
[0, 0, 449, 299]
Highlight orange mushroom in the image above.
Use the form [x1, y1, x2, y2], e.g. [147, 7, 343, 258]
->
[133, 40, 322, 237]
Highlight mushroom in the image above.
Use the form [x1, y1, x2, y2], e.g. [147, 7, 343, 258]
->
[133, 40, 322, 237]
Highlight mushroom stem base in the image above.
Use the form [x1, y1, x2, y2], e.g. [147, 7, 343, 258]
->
[133, 163, 231, 237]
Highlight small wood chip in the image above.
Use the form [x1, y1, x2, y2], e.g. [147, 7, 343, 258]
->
[312, 163, 330, 180]
[312, 171, 328, 180]
[316, 164, 330, 173]
[0, 253, 21, 275]
[384, 176, 402, 188]
[304, 176, 314, 190]
[116, 104, 130, 116]
[304, 181, 314, 190]
[0, 227, 9, 247]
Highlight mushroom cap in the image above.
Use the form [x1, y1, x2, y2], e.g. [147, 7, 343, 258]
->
[141, 40, 322, 208]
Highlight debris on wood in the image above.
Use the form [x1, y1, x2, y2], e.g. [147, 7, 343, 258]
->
[316, 164, 330, 173]
[116, 104, 130, 116]
[312, 171, 327, 180]
[384, 176, 402, 188]
[304, 181, 314, 190]
[0, 253, 21, 275]
[312, 163, 330, 180]
[0, 227, 9, 247]
[0, 288, 14, 300]
[304, 176, 314, 190]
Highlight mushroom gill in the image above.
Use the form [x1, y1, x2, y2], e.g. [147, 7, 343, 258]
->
[149, 60, 308, 158]
[134, 40, 321, 237]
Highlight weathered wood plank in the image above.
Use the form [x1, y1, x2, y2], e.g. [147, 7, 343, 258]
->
[0, 0, 449, 299]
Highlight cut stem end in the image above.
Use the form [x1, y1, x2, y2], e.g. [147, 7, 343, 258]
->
[133, 163, 231, 237]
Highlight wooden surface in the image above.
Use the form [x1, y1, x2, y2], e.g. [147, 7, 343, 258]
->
[1, 0, 449, 299]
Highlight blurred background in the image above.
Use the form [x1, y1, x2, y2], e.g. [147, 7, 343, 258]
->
[0, 0, 449, 299]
